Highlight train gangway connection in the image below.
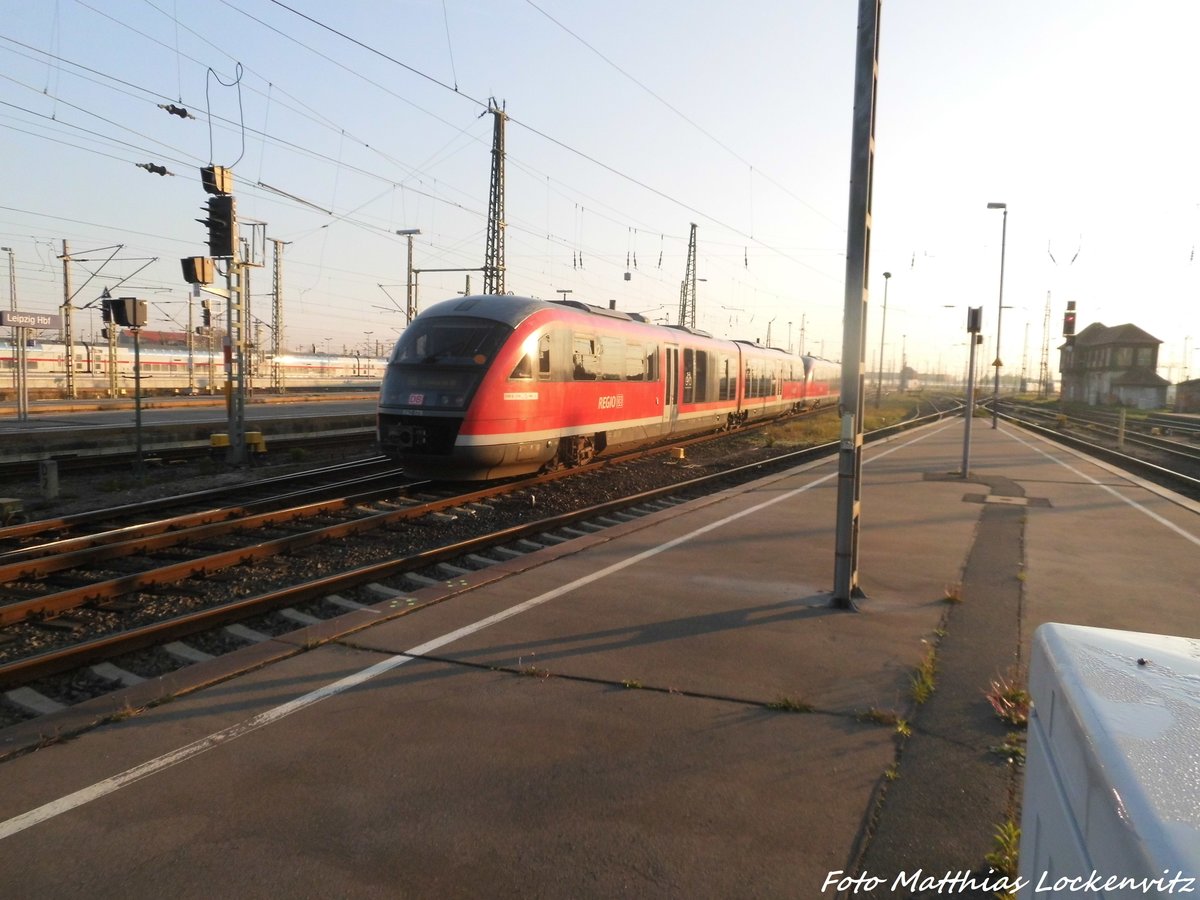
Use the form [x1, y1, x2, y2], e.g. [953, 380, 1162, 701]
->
[0, 419, 1196, 897]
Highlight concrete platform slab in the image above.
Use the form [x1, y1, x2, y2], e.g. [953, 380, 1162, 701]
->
[1, 417, 1197, 898]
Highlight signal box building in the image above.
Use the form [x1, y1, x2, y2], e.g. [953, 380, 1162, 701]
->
[1175, 378, 1200, 413]
[1058, 322, 1168, 409]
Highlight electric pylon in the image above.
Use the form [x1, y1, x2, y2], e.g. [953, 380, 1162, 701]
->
[678, 223, 697, 328]
[483, 100, 506, 296]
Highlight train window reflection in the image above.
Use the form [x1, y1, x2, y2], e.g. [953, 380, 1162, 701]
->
[510, 353, 533, 379]
[392, 317, 511, 365]
[572, 334, 600, 380]
[538, 333, 552, 378]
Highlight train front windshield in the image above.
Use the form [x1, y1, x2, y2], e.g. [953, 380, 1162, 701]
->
[380, 316, 512, 411]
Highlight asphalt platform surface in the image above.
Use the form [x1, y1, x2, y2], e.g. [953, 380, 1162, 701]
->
[1, 417, 1196, 898]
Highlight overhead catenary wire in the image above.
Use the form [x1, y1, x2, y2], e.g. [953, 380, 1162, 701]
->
[3, 1, 851, 345]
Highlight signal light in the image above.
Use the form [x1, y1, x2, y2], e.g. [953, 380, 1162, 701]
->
[103, 297, 147, 328]
[966, 306, 983, 333]
[181, 256, 215, 285]
[199, 195, 237, 258]
[1063, 300, 1077, 337]
[201, 165, 233, 195]
[202, 299, 212, 328]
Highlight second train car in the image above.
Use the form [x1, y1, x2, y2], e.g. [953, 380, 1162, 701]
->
[377, 294, 839, 479]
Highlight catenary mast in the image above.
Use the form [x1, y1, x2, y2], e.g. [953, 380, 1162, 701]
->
[483, 100, 506, 296]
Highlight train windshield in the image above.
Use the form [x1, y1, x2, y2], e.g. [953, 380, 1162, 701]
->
[380, 315, 511, 411]
[389, 316, 511, 366]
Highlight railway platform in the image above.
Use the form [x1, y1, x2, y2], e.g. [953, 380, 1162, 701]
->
[1, 418, 1197, 898]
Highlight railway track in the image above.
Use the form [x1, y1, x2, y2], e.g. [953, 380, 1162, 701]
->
[0, 424, 378, 483]
[0, 402, 954, 741]
[998, 402, 1200, 498]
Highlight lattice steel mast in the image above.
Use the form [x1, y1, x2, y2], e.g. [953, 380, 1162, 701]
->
[678, 223, 697, 328]
[483, 100, 506, 296]
[1038, 290, 1051, 398]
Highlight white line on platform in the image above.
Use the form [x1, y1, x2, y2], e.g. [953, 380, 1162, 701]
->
[1003, 427, 1200, 547]
[0, 425, 945, 841]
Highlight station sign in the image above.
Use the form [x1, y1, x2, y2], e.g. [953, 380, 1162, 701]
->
[0, 310, 62, 330]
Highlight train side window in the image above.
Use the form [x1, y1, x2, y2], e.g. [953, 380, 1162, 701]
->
[600, 335, 625, 380]
[683, 349, 695, 403]
[694, 350, 708, 402]
[747, 361, 763, 398]
[625, 344, 645, 380]
[509, 353, 533, 380]
[644, 344, 659, 381]
[572, 334, 599, 380]
[538, 333, 552, 379]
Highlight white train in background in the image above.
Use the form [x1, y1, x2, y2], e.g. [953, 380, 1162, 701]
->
[0, 337, 385, 399]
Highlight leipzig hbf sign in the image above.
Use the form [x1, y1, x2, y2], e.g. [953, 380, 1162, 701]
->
[0, 310, 62, 330]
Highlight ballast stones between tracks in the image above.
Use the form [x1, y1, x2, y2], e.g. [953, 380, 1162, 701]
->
[0, 497, 686, 729]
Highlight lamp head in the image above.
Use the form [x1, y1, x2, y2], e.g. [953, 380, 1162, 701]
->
[986, 202, 1006, 210]
[395, 228, 422, 236]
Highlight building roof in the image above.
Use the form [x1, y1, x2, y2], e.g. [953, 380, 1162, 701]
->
[1110, 367, 1170, 387]
[1069, 322, 1161, 347]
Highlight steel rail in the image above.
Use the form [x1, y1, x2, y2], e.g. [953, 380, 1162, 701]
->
[0, 456, 397, 544]
[0, 468, 420, 566]
[0, 406, 959, 688]
[999, 410, 1200, 497]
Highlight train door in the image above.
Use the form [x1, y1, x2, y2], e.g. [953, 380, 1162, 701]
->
[663, 344, 679, 428]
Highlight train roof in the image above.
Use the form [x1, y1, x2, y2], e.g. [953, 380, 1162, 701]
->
[418, 294, 658, 329]
[419, 294, 722, 341]
[414, 295, 831, 361]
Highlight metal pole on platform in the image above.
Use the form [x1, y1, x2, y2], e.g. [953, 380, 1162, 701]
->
[874, 271, 890, 408]
[132, 326, 144, 479]
[987, 202, 1007, 428]
[962, 307, 982, 477]
[832, 0, 881, 609]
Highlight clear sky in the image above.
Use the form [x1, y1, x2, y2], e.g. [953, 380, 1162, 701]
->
[2, 0, 1199, 382]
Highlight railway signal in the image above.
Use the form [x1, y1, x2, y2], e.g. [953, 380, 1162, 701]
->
[181, 256, 215, 285]
[183, 165, 237, 279]
[1063, 301, 1077, 344]
[201, 195, 238, 259]
[99, 296, 150, 476]
[184, 164, 250, 466]
[102, 296, 147, 328]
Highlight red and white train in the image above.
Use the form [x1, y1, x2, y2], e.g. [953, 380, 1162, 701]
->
[0, 338, 385, 398]
[377, 294, 840, 479]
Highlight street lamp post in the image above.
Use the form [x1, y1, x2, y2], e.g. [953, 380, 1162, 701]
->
[395, 229, 421, 324]
[987, 202, 1007, 428]
[874, 271, 891, 407]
